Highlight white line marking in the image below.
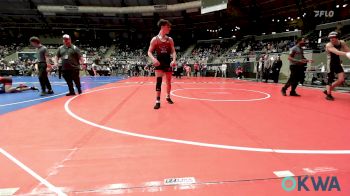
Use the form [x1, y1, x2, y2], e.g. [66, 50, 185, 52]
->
[0, 188, 19, 195]
[30, 186, 72, 195]
[103, 183, 130, 189]
[13, 81, 115, 85]
[176, 184, 197, 190]
[0, 92, 68, 107]
[13, 82, 68, 85]
[205, 92, 231, 94]
[32, 147, 78, 194]
[143, 181, 163, 192]
[2, 79, 119, 107]
[302, 167, 338, 174]
[0, 148, 67, 196]
[64, 85, 350, 154]
[171, 88, 271, 102]
[273, 170, 295, 177]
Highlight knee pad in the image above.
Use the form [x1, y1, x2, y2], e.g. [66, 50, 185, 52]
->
[156, 77, 162, 91]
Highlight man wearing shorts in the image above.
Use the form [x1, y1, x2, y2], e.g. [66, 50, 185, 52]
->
[147, 19, 176, 110]
[324, 31, 350, 101]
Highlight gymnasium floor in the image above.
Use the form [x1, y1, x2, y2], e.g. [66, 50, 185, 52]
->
[0, 76, 349, 195]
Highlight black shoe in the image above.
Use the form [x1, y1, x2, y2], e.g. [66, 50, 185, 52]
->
[326, 94, 334, 101]
[323, 90, 328, 96]
[166, 98, 174, 104]
[47, 90, 54, 95]
[66, 92, 76, 96]
[30, 86, 39, 91]
[154, 102, 160, 109]
[78, 89, 82, 94]
[40, 92, 47, 96]
[290, 92, 301, 97]
[281, 88, 287, 96]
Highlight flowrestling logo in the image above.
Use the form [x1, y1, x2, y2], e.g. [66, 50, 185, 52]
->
[314, 10, 334, 18]
[282, 176, 341, 192]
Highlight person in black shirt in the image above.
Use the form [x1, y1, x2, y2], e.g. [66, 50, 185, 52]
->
[281, 37, 313, 96]
[54, 34, 84, 96]
[272, 55, 282, 83]
[30, 36, 53, 96]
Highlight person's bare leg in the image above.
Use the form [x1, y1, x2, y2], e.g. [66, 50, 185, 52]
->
[5, 85, 18, 93]
[165, 72, 172, 96]
[165, 72, 174, 104]
[328, 72, 345, 94]
[16, 86, 32, 92]
[5, 84, 33, 93]
[326, 84, 331, 94]
[332, 72, 345, 90]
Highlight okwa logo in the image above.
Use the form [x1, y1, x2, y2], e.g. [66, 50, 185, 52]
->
[282, 176, 341, 192]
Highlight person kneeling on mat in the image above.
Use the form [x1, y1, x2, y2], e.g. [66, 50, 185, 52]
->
[0, 76, 38, 93]
[147, 19, 177, 109]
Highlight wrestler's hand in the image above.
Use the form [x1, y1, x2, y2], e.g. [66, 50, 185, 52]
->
[170, 61, 176, 67]
[153, 58, 160, 67]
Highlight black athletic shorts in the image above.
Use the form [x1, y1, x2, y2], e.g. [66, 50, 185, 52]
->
[330, 63, 344, 74]
[155, 65, 172, 72]
[327, 64, 344, 84]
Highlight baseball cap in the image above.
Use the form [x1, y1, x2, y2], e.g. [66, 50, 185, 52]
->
[63, 34, 71, 39]
[29, 36, 40, 43]
[328, 31, 338, 38]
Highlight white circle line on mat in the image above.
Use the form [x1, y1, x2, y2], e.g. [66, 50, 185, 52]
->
[170, 88, 271, 102]
[64, 85, 350, 154]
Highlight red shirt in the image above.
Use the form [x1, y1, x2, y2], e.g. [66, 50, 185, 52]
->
[194, 63, 199, 71]
[155, 36, 172, 66]
[0, 76, 12, 85]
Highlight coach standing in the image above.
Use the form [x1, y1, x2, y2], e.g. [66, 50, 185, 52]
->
[54, 34, 84, 96]
[30, 37, 53, 96]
